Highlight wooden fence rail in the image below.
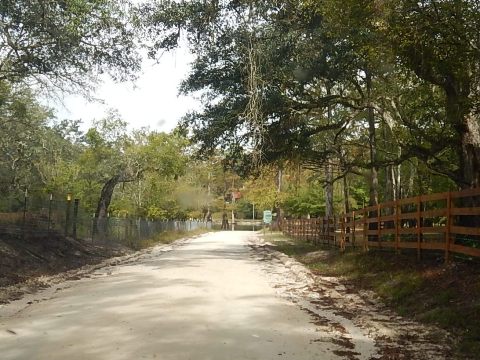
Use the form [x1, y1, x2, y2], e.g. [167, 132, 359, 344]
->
[282, 187, 480, 261]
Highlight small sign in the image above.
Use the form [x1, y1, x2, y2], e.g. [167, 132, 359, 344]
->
[263, 210, 272, 224]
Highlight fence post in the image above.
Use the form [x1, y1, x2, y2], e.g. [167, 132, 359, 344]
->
[395, 200, 400, 254]
[321, 216, 325, 245]
[335, 215, 338, 247]
[377, 204, 381, 248]
[307, 219, 311, 242]
[326, 216, 330, 245]
[300, 218, 305, 241]
[445, 192, 452, 263]
[299, 219, 302, 240]
[297, 219, 300, 240]
[363, 209, 368, 252]
[307, 219, 310, 242]
[305, 219, 308, 242]
[335, 215, 338, 246]
[137, 217, 141, 243]
[91, 214, 96, 243]
[340, 215, 345, 252]
[352, 211, 356, 247]
[416, 195, 422, 260]
[305, 219, 308, 241]
[22, 189, 28, 240]
[72, 199, 79, 240]
[65, 193, 72, 237]
[47, 194, 53, 235]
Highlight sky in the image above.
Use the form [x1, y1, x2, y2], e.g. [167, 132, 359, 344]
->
[49, 46, 201, 133]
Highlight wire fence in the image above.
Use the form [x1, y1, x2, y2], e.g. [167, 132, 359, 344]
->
[0, 193, 210, 248]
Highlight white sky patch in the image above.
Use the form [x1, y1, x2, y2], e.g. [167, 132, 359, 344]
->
[50, 46, 201, 133]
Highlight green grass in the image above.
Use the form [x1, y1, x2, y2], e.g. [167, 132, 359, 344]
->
[265, 232, 480, 359]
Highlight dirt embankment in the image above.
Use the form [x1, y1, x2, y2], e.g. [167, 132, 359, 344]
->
[0, 233, 131, 303]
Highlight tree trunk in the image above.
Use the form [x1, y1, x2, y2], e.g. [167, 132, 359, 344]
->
[339, 150, 350, 214]
[382, 123, 396, 205]
[460, 114, 480, 189]
[395, 147, 401, 199]
[391, 165, 398, 201]
[385, 165, 393, 201]
[325, 162, 334, 216]
[368, 117, 379, 205]
[408, 159, 416, 197]
[324, 84, 335, 216]
[94, 175, 120, 236]
[446, 91, 480, 230]
[343, 174, 350, 214]
[366, 72, 379, 206]
[445, 87, 480, 189]
[273, 167, 283, 230]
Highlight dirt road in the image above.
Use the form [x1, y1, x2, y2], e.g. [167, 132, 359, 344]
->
[0, 232, 450, 359]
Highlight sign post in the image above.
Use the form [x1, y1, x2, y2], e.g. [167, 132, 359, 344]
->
[263, 210, 272, 224]
[263, 210, 272, 235]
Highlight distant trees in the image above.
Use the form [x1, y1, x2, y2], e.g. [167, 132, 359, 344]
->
[0, 82, 54, 198]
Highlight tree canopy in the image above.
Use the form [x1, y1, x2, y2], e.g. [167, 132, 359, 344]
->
[0, 0, 141, 91]
[141, 0, 480, 207]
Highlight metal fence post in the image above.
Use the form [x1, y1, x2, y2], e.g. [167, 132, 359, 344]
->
[47, 194, 53, 234]
[22, 189, 28, 240]
[72, 199, 79, 240]
[65, 193, 72, 237]
[91, 214, 96, 243]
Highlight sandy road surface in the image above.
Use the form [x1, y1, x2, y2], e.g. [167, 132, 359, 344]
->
[0, 232, 450, 359]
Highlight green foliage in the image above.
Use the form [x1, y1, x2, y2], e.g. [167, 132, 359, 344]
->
[283, 186, 325, 217]
[0, 81, 63, 197]
[242, 166, 284, 211]
[0, 0, 141, 89]
[76, 114, 190, 216]
[142, 0, 480, 201]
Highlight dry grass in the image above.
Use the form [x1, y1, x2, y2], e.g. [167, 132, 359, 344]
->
[135, 228, 211, 249]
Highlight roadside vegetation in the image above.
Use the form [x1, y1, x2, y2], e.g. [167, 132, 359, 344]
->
[263, 231, 480, 359]
[134, 228, 210, 250]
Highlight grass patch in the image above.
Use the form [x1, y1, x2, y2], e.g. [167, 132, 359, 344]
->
[265, 233, 480, 359]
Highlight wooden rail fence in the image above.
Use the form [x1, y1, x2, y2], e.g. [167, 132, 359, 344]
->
[282, 187, 480, 261]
